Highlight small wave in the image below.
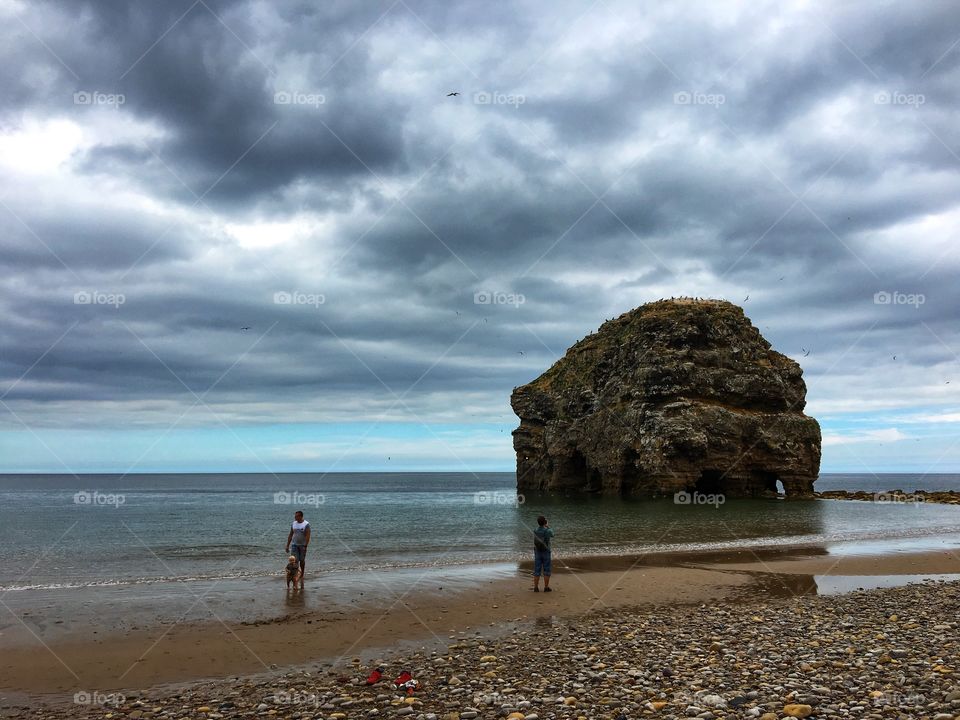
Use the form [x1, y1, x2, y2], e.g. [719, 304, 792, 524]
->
[151, 544, 266, 559]
[0, 569, 276, 592]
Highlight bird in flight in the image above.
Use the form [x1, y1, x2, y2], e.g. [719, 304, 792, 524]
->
[241, 326, 251, 331]
[893, 355, 897, 360]
[517, 351, 525, 356]
[802, 348, 810, 357]
[446, 91, 460, 97]
[743, 294, 750, 302]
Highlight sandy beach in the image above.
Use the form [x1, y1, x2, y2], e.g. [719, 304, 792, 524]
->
[4, 543, 960, 717]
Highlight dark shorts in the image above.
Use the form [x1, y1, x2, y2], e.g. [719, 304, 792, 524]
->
[291, 544, 307, 564]
[533, 549, 551, 577]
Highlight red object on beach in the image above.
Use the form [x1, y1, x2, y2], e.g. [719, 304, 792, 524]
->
[393, 670, 412, 687]
[365, 667, 383, 685]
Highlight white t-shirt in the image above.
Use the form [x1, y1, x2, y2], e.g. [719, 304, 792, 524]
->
[290, 520, 310, 545]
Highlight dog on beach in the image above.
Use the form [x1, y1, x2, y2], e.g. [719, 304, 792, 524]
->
[285, 554, 301, 588]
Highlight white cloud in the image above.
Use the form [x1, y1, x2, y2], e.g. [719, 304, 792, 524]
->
[822, 427, 911, 446]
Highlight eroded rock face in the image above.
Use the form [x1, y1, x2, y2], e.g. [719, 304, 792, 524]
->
[511, 299, 821, 497]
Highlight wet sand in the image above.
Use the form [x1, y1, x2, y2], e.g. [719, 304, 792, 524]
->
[0, 563, 747, 702]
[4, 542, 960, 707]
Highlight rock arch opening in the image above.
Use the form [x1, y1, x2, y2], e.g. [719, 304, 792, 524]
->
[755, 470, 782, 495]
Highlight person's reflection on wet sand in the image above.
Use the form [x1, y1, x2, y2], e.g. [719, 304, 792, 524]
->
[285, 584, 306, 610]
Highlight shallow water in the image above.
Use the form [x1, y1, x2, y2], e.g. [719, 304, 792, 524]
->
[3, 472, 960, 593]
[813, 573, 960, 595]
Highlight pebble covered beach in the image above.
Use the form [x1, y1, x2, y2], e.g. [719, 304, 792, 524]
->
[16, 579, 960, 720]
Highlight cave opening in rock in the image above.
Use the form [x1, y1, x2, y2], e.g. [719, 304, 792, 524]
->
[695, 469, 725, 495]
[568, 450, 603, 492]
[585, 470, 602, 492]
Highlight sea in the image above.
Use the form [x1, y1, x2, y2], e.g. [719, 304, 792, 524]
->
[2, 472, 960, 633]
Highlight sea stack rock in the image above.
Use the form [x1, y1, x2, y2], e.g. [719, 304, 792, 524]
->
[511, 298, 821, 497]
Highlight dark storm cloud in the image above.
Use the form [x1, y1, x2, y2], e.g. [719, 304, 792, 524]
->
[2, 0, 960, 440]
[7, 0, 410, 205]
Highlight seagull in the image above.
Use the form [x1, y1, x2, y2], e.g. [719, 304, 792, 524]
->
[743, 294, 750, 302]
[802, 348, 810, 357]
[241, 326, 251, 331]
[517, 351, 525, 356]
[446, 91, 460, 97]
[893, 355, 897, 360]
[778, 276, 785, 281]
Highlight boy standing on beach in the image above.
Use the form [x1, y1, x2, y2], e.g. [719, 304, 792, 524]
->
[285, 510, 310, 588]
[533, 515, 554, 592]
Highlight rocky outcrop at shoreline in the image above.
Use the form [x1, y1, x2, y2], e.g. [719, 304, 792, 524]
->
[511, 299, 821, 497]
[24, 580, 960, 720]
[815, 489, 960, 505]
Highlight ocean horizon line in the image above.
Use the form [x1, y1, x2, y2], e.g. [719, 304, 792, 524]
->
[3, 470, 960, 477]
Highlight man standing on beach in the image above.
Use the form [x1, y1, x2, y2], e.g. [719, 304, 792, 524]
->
[533, 515, 554, 592]
[285, 510, 310, 587]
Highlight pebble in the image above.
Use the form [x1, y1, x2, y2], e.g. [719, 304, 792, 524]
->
[700, 694, 726, 708]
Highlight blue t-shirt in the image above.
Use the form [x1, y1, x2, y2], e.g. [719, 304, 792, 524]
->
[534, 526, 554, 551]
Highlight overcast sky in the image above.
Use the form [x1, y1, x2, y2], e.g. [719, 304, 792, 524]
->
[2, 0, 959, 474]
